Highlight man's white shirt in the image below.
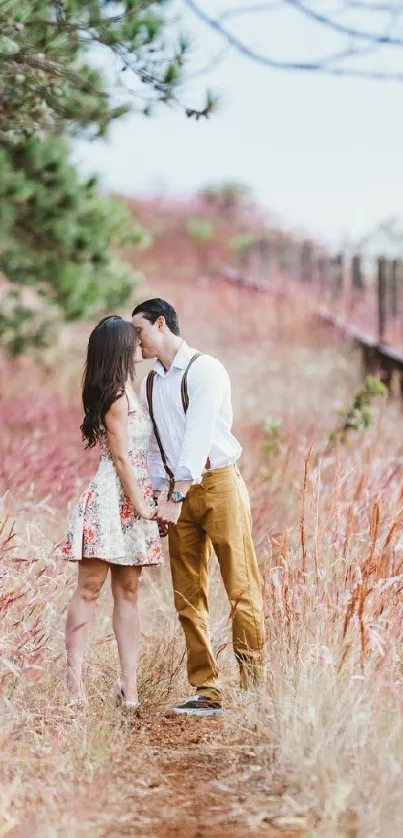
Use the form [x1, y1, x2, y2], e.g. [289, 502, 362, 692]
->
[140, 341, 242, 491]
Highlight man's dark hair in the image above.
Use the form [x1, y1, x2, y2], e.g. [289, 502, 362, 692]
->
[131, 298, 180, 336]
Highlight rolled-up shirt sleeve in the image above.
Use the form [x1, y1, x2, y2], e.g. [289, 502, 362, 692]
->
[175, 357, 227, 482]
[140, 377, 166, 491]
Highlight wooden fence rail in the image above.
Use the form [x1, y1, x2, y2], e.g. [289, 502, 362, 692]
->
[223, 236, 403, 394]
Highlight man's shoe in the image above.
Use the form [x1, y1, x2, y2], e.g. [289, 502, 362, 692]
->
[172, 695, 223, 717]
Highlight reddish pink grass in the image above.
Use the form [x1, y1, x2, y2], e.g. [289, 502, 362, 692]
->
[1, 208, 403, 832]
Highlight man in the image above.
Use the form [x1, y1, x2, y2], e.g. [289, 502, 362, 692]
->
[132, 298, 265, 717]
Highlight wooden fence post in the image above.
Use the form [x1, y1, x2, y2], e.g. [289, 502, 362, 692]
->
[352, 255, 363, 290]
[238, 244, 249, 272]
[259, 237, 271, 283]
[301, 242, 313, 283]
[390, 259, 398, 318]
[378, 257, 387, 345]
[330, 253, 344, 303]
[289, 242, 300, 282]
[317, 255, 328, 296]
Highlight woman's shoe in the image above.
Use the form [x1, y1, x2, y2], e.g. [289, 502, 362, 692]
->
[67, 677, 87, 708]
[113, 678, 140, 710]
[68, 694, 88, 709]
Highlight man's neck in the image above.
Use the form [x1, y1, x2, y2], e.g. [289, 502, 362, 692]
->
[159, 336, 184, 372]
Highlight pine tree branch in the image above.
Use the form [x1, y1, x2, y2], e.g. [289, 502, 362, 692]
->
[0, 51, 110, 102]
[108, 43, 217, 118]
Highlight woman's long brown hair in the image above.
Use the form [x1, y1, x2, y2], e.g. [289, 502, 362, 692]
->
[80, 316, 137, 448]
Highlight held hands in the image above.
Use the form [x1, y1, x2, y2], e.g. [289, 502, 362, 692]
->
[157, 492, 183, 527]
[138, 504, 157, 521]
[157, 520, 169, 538]
[152, 493, 168, 537]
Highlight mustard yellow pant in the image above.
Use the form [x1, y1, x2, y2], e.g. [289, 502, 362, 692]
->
[168, 464, 265, 702]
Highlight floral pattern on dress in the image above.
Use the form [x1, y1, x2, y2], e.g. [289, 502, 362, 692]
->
[62, 389, 163, 567]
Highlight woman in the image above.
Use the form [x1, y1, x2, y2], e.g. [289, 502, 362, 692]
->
[62, 315, 162, 708]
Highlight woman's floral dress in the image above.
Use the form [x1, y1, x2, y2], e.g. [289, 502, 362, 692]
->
[62, 389, 163, 567]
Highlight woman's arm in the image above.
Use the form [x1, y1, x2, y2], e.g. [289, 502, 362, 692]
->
[104, 395, 155, 520]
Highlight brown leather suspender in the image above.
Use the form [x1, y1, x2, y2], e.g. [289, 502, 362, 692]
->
[146, 368, 175, 492]
[146, 352, 211, 494]
[180, 352, 203, 411]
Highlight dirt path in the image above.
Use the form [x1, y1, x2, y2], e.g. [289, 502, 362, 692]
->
[74, 711, 308, 838]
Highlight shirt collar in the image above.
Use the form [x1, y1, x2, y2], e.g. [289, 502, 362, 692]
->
[153, 341, 193, 376]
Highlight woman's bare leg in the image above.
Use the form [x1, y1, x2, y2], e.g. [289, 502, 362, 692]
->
[110, 565, 142, 702]
[65, 558, 109, 699]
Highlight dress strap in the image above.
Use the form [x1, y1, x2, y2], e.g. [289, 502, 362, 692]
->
[125, 387, 138, 413]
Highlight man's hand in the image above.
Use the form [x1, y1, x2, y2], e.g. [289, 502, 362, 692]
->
[158, 520, 169, 538]
[157, 494, 183, 526]
[153, 492, 169, 537]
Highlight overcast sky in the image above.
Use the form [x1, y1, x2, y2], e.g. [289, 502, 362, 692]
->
[73, 1, 403, 248]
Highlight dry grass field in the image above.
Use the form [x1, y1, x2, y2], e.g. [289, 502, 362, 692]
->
[2, 229, 403, 837]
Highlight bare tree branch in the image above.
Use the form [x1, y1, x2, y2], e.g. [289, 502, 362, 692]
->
[184, 0, 403, 82]
[218, 2, 284, 21]
[340, 1, 403, 10]
[285, 0, 403, 47]
[187, 44, 232, 78]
